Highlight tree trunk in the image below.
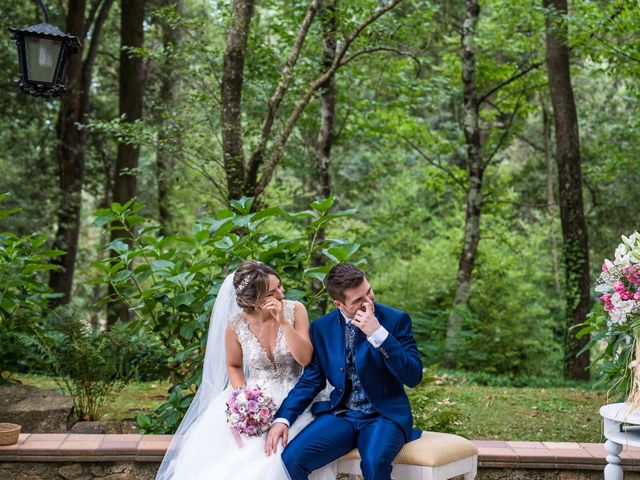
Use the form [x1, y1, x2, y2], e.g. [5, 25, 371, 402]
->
[543, 0, 591, 380]
[156, 0, 183, 235]
[541, 96, 562, 293]
[444, 0, 482, 369]
[310, 0, 337, 314]
[314, 0, 337, 200]
[107, 0, 145, 326]
[221, 0, 255, 202]
[49, 0, 113, 306]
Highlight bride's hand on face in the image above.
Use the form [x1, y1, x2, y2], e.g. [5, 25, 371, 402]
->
[261, 296, 286, 324]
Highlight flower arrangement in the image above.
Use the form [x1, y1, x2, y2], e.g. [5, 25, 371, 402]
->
[590, 232, 640, 407]
[225, 384, 276, 446]
[596, 232, 640, 325]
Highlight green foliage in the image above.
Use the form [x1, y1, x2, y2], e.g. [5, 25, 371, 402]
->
[460, 217, 564, 380]
[1, 0, 640, 397]
[578, 302, 634, 403]
[22, 306, 148, 420]
[94, 196, 361, 432]
[0, 194, 62, 378]
[407, 368, 462, 435]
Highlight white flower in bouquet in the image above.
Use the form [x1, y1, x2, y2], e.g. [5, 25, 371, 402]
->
[236, 392, 247, 405]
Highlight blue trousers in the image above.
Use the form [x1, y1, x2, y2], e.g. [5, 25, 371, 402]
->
[281, 411, 406, 480]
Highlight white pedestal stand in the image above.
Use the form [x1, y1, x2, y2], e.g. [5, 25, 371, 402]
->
[600, 403, 640, 480]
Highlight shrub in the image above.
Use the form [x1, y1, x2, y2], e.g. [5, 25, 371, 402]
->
[93, 196, 363, 433]
[0, 193, 62, 379]
[578, 302, 631, 402]
[24, 306, 150, 420]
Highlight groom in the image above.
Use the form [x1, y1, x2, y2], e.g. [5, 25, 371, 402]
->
[266, 263, 423, 480]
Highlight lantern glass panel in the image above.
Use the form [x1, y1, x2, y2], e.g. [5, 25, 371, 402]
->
[25, 36, 62, 83]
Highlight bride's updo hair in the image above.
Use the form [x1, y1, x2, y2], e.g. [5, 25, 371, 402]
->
[233, 260, 280, 312]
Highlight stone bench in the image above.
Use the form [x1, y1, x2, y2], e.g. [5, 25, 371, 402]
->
[337, 431, 478, 480]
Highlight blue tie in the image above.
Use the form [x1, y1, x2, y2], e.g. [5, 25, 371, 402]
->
[346, 322, 356, 351]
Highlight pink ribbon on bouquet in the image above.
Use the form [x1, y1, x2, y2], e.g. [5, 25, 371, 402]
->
[230, 427, 244, 449]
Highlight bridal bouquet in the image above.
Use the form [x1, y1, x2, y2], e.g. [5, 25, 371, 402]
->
[225, 384, 276, 446]
[592, 232, 640, 406]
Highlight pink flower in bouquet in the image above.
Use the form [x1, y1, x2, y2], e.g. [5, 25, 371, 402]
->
[624, 266, 640, 285]
[600, 294, 614, 312]
[247, 400, 259, 412]
[248, 386, 261, 398]
[614, 282, 635, 301]
[259, 408, 271, 418]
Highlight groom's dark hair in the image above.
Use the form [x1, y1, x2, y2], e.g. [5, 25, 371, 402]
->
[326, 263, 365, 302]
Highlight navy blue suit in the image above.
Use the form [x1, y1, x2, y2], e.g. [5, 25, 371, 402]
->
[276, 303, 423, 479]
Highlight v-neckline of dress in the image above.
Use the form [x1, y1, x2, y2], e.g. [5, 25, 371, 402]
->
[242, 313, 283, 370]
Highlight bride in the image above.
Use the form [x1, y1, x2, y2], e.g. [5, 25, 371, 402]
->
[156, 260, 337, 480]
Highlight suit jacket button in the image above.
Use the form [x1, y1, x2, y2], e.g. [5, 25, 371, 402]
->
[339, 368, 344, 372]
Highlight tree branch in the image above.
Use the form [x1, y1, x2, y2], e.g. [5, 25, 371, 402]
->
[175, 152, 227, 199]
[593, 34, 640, 64]
[83, 0, 102, 41]
[339, 46, 423, 71]
[483, 198, 549, 209]
[81, 0, 114, 110]
[515, 132, 544, 152]
[478, 61, 542, 104]
[254, 0, 404, 195]
[482, 94, 524, 169]
[397, 133, 467, 190]
[246, 0, 323, 188]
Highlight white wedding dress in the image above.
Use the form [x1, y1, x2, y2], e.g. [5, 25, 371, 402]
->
[158, 299, 337, 480]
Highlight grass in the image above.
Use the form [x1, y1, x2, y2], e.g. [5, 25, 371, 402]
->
[12, 373, 608, 442]
[426, 385, 606, 442]
[12, 373, 172, 422]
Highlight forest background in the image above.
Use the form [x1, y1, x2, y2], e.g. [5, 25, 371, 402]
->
[1, 0, 639, 431]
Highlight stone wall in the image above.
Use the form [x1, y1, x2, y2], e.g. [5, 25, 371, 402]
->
[0, 463, 630, 480]
[0, 462, 157, 480]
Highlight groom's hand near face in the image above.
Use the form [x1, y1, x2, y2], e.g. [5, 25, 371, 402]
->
[265, 422, 288, 456]
[352, 302, 380, 337]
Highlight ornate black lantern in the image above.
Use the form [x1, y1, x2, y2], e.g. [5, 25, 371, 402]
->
[8, 0, 81, 97]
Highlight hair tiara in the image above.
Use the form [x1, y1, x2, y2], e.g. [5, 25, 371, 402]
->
[236, 274, 251, 293]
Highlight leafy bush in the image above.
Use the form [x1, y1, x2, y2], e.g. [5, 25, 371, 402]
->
[373, 212, 564, 383]
[0, 193, 62, 379]
[407, 367, 462, 435]
[24, 306, 148, 420]
[578, 302, 632, 402]
[459, 219, 565, 380]
[93, 196, 362, 433]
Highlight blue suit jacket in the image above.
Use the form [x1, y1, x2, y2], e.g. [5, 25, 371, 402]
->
[275, 303, 423, 441]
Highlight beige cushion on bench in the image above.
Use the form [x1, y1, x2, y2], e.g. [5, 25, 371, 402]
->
[342, 431, 478, 467]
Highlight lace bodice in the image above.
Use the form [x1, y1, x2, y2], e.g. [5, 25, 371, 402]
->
[230, 300, 303, 392]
